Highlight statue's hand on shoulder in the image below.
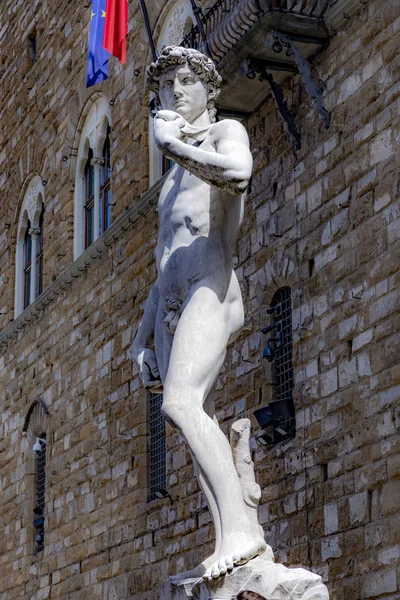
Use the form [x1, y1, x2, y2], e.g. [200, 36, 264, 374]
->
[154, 110, 186, 151]
[134, 348, 162, 393]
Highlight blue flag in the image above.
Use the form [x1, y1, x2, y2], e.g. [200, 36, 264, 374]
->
[86, 0, 110, 87]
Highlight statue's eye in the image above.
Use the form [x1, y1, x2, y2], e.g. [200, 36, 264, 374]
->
[163, 80, 173, 88]
[183, 77, 194, 85]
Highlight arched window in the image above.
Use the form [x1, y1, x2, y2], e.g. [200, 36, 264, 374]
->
[15, 177, 45, 317]
[74, 96, 112, 258]
[22, 398, 50, 555]
[258, 286, 295, 444]
[33, 433, 46, 553]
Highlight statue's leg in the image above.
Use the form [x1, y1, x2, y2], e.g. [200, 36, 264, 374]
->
[162, 286, 266, 579]
[170, 389, 223, 581]
[156, 310, 223, 580]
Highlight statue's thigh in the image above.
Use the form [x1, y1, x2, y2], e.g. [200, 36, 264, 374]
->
[154, 307, 173, 384]
[165, 287, 230, 396]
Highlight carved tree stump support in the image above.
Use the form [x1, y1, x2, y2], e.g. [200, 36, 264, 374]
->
[161, 418, 329, 599]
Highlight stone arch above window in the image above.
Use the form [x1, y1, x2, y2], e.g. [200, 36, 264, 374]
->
[74, 95, 112, 259]
[22, 397, 50, 445]
[250, 250, 298, 316]
[149, 0, 194, 186]
[15, 176, 45, 318]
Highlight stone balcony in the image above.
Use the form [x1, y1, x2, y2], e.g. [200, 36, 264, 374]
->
[181, 0, 370, 114]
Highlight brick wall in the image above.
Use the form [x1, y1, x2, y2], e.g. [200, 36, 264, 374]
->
[0, 0, 399, 598]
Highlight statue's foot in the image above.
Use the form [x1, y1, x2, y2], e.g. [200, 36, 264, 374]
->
[203, 532, 267, 580]
[169, 552, 218, 582]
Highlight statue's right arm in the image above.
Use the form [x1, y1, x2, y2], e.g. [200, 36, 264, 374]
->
[129, 283, 161, 389]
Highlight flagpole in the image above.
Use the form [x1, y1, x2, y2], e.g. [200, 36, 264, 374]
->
[137, 0, 157, 61]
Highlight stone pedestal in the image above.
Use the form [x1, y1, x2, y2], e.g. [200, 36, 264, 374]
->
[161, 555, 329, 600]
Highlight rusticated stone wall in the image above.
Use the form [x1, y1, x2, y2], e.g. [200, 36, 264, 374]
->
[0, 0, 399, 599]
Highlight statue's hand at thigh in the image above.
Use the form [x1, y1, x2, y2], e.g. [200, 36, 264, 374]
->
[130, 283, 162, 392]
[134, 348, 162, 391]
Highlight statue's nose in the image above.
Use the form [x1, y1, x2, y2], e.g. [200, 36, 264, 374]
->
[173, 81, 184, 97]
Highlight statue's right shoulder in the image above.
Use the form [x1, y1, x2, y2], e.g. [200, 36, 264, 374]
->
[210, 118, 250, 145]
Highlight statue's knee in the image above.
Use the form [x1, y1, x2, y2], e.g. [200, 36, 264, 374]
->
[161, 398, 184, 427]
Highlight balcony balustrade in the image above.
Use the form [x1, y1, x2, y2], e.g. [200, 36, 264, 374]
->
[182, 0, 331, 63]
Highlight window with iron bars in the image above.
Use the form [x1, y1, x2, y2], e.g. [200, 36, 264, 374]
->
[148, 392, 166, 500]
[261, 287, 295, 443]
[33, 434, 46, 553]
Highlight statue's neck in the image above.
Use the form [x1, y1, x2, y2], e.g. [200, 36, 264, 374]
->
[189, 109, 212, 129]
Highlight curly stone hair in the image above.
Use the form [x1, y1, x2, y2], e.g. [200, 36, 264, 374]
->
[147, 46, 222, 122]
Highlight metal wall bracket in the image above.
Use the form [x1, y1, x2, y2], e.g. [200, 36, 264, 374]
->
[271, 31, 331, 128]
[245, 59, 301, 150]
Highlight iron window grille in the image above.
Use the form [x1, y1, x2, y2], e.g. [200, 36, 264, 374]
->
[260, 287, 295, 443]
[148, 392, 166, 501]
[33, 434, 46, 553]
[271, 287, 294, 406]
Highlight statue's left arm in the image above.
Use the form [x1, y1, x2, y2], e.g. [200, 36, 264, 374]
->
[154, 112, 252, 196]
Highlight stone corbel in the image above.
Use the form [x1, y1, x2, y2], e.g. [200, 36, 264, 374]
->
[245, 59, 301, 150]
[270, 31, 331, 129]
[245, 31, 331, 150]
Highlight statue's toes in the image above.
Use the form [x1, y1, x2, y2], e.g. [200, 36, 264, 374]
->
[218, 559, 227, 575]
[232, 551, 242, 565]
[211, 563, 221, 579]
[225, 555, 234, 571]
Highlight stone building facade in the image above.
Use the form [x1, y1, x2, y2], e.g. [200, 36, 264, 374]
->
[0, 0, 399, 598]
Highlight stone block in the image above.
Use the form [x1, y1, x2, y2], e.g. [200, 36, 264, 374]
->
[349, 491, 369, 526]
[324, 503, 338, 535]
[378, 545, 400, 566]
[360, 569, 397, 598]
[380, 480, 400, 516]
[321, 535, 342, 561]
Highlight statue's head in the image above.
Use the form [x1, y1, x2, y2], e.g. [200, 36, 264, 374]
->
[147, 46, 222, 123]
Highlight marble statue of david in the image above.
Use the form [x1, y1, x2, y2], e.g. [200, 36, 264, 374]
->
[130, 46, 266, 580]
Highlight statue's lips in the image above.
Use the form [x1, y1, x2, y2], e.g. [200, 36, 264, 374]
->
[174, 100, 186, 108]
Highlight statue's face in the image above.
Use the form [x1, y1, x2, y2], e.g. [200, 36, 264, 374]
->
[158, 64, 210, 123]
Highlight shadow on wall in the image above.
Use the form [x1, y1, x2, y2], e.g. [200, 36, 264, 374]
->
[237, 593, 266, 600]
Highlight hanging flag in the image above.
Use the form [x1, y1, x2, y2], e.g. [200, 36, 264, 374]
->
[86, 0, 110, 87]
[103, 0, 128, 64]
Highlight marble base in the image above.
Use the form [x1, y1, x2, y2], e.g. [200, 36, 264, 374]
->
[162, 555, 329, 600]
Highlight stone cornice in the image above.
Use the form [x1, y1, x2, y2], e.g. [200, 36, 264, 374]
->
[0, 177, 165, 352]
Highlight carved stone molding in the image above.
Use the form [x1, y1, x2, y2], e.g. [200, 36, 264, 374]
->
[90, 156, 105, 167]
[29, 227, 41, 237]
[21, 175, 45, 226]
